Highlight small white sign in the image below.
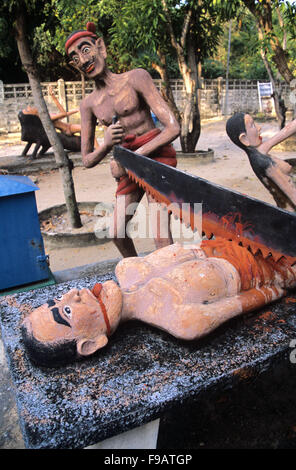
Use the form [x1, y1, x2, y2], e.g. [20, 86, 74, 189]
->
[257, 81, 275, 115]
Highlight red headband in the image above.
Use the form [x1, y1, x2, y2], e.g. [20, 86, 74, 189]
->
[65, 22, 97, 53]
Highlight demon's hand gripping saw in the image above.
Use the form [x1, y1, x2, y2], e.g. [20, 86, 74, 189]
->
[114, 145, 296, 265]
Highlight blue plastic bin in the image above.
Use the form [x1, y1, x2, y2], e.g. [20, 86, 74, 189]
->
[0, 175, 50, 290]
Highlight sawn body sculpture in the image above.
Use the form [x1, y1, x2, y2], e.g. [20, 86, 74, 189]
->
[21, 147, 296, 367]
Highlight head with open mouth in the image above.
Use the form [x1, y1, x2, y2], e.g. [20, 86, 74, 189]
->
[65, 22, 108, 79]
[226, 112, 262, 150]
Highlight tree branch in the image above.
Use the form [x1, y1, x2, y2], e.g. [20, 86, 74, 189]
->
[276, 6, 286, 51]
[243, 0, 294, 83]
[160, 0, 181, 53]
[180, 8, 193, 49]
[14, 8, 82, 228]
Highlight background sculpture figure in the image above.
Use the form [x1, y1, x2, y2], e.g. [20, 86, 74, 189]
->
[18, 86, 99, 159]
[226, 112, 296, 211]
[65, 22, 180, 257]
[21, 238, 296, 367]
[18, 107, 81, 159]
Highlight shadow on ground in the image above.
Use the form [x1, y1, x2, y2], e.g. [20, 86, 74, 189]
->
[158, 363, 296, 449]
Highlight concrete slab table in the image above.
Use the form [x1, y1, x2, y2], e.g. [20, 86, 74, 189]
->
[0, 271, 296, 449]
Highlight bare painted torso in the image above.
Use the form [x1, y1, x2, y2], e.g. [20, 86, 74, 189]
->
[114, 243, 295, 340]
[80, 66, 179, 170]
[83, 70, 155, 135]
[115, 244, 243, 340]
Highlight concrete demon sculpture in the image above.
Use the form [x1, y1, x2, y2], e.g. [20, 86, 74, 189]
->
[65, 22, 180, 257]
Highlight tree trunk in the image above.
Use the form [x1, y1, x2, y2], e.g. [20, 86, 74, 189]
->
[160, 0, 200, 153]
[270, 42, 294, 84]
[152, 50, 181, 124]
[14, 12, 82, 228]
[243, 0, 294, 84]
[260, 46, 286, 129]
[180, 91, 200, 153]
[179, 40, 200, 153]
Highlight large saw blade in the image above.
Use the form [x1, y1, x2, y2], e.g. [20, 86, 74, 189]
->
[114, 145, 296, 263]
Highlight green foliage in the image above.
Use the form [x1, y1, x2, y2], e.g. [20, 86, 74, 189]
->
[88, 0, 170, 72]
[202, 10, 268, 79]
[285, 1, 296, 39]
[1, 0, 296, 83]
[50, 0, 102, 53]
[230, 15, 268, 79]
[0, 0, 53, 82]
[0, 17, 13, 59]
[202, 58, 225, 79]
[205, 0, 296, 80]
[211, 0, 243, 21]
[93, 0, 225, 74]
[0, 15, 26, 82]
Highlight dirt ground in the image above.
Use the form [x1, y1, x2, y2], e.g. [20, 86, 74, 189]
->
[8, 115, 293, 273]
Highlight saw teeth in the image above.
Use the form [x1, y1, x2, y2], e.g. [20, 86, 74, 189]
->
[204, 230, 213, 240]
[125, 169, 293, 264]
[261, 247, 272, 259]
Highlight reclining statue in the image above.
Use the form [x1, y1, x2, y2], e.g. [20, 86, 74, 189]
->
[21, 238, 296, 367]
[226, 112, 296, 211]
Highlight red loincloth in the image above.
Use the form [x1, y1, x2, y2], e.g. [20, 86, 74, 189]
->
[116, 128, 177, 196]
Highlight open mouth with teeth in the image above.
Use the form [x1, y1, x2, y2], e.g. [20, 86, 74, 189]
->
[85, 63, 95, 74]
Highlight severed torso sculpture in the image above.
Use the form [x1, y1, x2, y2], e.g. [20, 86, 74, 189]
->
[21, 238, 296, 367]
